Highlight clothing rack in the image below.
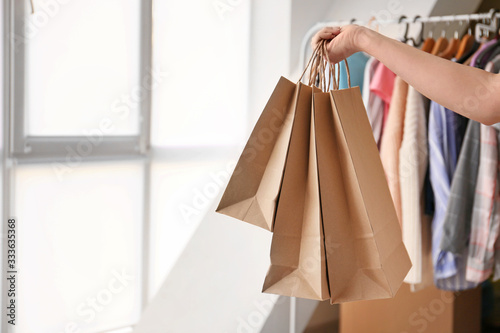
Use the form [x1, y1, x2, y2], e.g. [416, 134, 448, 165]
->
[304, 9, 500, 333]
[300, 10, 500, 68]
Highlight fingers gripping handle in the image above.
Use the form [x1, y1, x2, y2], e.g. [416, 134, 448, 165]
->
[299, 39, 351, 91]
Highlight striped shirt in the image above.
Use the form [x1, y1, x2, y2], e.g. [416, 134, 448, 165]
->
[428, 101, 477, 290]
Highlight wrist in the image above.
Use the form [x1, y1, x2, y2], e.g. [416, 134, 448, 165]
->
[352, 26, 373, 54]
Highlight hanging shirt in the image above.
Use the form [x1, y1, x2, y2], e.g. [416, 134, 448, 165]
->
[362, 57, 385, 145]
[466, 55, 500, 283]
[379, 76, 408, 225]
[475, 39, 500, 69]
[399, 86, 431, 287]
[369, 62, 396, 134]
[440, 46, 499, 255]
[457, 40, 481, 64]
[428, 101, 475, 290]
[470, 39, 499, 69]
[440, 120, 481, 255]
[338, 52, 369, 94]
[466, 124, 500, 282]
[362, 57, 378, 106]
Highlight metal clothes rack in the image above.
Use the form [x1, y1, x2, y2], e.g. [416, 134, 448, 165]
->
[300, 10, 500, 68]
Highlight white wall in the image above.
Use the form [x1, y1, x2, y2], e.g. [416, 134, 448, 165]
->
[322, 0, 439, 46]
[325, 0, 438, 22]
[248, 0, 293, 126]
[290, 0, 336, 73]
[430, 0, 482, 16]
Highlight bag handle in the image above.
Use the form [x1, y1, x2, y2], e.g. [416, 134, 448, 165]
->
[298, 39, 350, 90]
[299, 40, 332, 88]
[321, 41, 338, 91]
[298, 42, 322, 84]
[343, 57, 351, 88]
[308, 49, 322, 86]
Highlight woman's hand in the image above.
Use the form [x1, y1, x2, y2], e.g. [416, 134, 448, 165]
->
[311, 25, 365, 63]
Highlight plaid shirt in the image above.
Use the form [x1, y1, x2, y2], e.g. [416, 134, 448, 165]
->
[466, 125, 500, 282]
[466, 57, 500, 282]
[429, 101, 477, 290]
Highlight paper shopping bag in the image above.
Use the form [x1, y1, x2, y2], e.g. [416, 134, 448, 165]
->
[216, 77, 297, 231]
[314, 87, 411, 304]
[262, 85, 329, 300]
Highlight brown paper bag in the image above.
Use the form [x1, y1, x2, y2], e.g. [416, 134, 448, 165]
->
[216, 43, 325, 231]
[314, 87, 411, 304]
[216, 76, 297, 231]
[218, 40, 409, 303]
[262, 85, 329, 300]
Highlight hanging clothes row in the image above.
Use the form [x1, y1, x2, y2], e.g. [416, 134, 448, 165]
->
[331, 10, 500, 294]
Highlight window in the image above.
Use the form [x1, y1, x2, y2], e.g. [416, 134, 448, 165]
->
[9, 0, 151, 159]
[14, 161, 143, 333]
[2, 0, 251, 331]
[3, 1, 151, 332]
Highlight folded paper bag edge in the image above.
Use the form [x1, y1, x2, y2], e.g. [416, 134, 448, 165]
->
[216, 197, 271, 231]
[215, 76, 297, 231]
[262, 264, 330, 301]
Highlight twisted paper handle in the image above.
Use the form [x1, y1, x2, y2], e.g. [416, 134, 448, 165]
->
[298, 39, 351, 92]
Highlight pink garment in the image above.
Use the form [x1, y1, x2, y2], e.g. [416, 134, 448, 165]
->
[370, 62, 396, 104]
[369, 63, 396, 136]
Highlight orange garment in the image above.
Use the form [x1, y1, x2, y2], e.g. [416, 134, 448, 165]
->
[379, 76, 408, 226]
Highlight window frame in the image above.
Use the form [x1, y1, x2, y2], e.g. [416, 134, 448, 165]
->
[2, 1, 153, 332]
[8, 0, 152, 161]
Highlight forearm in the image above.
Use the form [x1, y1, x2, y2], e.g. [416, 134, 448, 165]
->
[355, 27, 500, 125]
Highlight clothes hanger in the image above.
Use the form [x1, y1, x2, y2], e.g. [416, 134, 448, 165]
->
[421, 21, 436, 53]
[473, 10, 500, 68]
[475, 9, 499, 42]
[455, 18, 475, 60]
[412, 16, 424, 47]
[463, 19, 485, 66]
[478, 10, 500, 66]
[406, 15, 424, 47]
[398, 16, 410, 43]
[431, 23, 448, 55]
[476, 16, 489, 42]
[438, 20, 460, 59]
